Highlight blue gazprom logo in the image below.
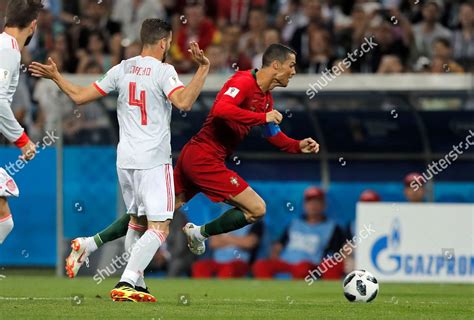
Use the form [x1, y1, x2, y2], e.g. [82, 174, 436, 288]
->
[371, 219, 402, 274]
[370, 219, 473, 277]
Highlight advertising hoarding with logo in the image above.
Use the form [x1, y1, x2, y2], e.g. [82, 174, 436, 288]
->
[356, 203, 474, 283]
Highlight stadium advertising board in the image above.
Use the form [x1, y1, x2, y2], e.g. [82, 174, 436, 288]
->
[356, 203, 474, 283]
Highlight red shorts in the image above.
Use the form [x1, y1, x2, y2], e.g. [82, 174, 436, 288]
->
[174, 142, 249, 203]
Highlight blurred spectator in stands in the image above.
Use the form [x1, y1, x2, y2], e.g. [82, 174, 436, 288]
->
[171, 1, 219, 72]
[221, 24, 252, 71]
[77, 0, 121, 49]
[239, 7, 267, 59]
[290, 0, 333, 72]
[111, 0, 164, 44]
[63, 62, 112, 145]
[412, 1, 451, 58]
[332, 58, 351, 74]
[452, 3, 474, 72]
[206, 44, 233, 75]
[301, 28, 335, 73]
[193, 220, 263, 278]
[11, 74, 38, 141]
[377, 55, 405, 73]
[276, 0, 307, 44]
[252, 27, 280, 69]
[33, 54, 74, 136]
[216, 0, 266, 28]
[355, 18, 410, 73]
[150, 210, 195, 277]
[253, 187, 347, 280]
[404, 172, 426, 203]
[50, 33, 77, 73]
[76, 31, 113, 73]
[430, 38, 464, 74]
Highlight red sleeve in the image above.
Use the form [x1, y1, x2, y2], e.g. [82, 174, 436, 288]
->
[14, 131, 30, 148]
[212, 77, 267, 126]
[266, 131, 301, 154]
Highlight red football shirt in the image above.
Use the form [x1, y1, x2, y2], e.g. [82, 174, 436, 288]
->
[189, 69, 301, 160]
[190, 69, 270, 159]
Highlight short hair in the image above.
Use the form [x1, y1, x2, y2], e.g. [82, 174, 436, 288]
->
[5, 0, 44, 29]
[433, 37, 451, 48]
[140, 19, 172, 46]
[262, 44, 296, 67]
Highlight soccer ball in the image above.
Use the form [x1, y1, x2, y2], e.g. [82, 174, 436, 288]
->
[343, 269, 379, 303]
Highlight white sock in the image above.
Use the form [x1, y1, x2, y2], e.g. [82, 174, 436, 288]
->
[124, 225, 146, 288]
[0, 214, 14, 244]
[120, 229, 166, 286]
[84, 237, 98, 253]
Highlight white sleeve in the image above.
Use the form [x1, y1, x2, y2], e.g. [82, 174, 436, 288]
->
[94, 64, 121, 96]
[159, 64, 185, 99]
[0, 48, 24, 143]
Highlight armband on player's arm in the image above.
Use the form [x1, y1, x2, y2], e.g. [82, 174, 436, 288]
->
[263, 123, 301, 154]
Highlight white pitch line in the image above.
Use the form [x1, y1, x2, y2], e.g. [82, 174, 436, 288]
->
[0, 297, 74, 301]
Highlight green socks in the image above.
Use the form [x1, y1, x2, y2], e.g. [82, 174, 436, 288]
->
[201, 208, 250, 237]
[93, 214, 130, 247]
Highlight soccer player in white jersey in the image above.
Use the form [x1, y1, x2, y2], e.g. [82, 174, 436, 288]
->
[29, 18, 210, 302]
[0, 0, 42, 245]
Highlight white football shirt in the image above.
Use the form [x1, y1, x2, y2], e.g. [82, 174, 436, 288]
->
[94, 56, 184, 169]
[0, 32, 24, 143]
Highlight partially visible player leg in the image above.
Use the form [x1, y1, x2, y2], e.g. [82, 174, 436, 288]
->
[123, 215, 148, 292]
[0, 169, 19, 245]
[111, 164, 174, 302]
[184, 186, 266, 254]
[65, 214, 131, 278]
[0, 198, 14, 244]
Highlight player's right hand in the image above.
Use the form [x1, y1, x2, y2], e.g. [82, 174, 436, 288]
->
[266, 110, 283, 124]
[19, 140, 37, 161]
[29, 57, 60, 80]
[188, 41, 210, 67]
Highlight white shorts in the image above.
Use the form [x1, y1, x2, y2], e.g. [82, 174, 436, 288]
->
[0, 168, 19, 197]
[117, 164, 174, 222]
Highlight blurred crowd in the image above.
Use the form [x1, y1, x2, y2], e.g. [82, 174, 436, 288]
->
[150, 172, 430, 279]
[0, 0, 472, 144]
[1, 0, 473, 74]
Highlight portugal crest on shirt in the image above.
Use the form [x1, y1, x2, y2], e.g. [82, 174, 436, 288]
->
[230, 176, 239, 187]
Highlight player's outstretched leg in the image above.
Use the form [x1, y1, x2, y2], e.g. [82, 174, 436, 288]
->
[65, 214, 130, 278]
[0, 198, 14, 245]
[111, 219, 170, 302]
[183, 187, 265, 255]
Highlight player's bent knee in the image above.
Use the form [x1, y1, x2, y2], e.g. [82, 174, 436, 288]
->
[248, 201, 266, 222]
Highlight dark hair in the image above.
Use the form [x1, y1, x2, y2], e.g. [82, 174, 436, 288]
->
[433, 37, 451, 48]
[5, 0, 44, 29]
[262, 43, 296, 67]
[140, 19, 172, 46]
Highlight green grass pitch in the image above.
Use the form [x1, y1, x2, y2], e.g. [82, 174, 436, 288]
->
[0, 272, 472, 319]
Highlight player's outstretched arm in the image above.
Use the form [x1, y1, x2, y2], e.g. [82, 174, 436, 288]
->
[168, 42, 210, 111]
[264, 122, 319, 154]
[29, 58, 103, 105]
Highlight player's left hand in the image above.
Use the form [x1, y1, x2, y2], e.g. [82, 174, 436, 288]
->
[300, 138, 319, 153]
[28, 57, 60, 80]
[188, 41, 210, 67]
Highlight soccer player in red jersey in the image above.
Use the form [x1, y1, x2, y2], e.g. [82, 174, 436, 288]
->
[178, 44, 319, 255]
[61, 44, 319, 277]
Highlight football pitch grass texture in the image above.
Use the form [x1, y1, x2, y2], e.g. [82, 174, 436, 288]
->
[0, 272, 472, 319]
